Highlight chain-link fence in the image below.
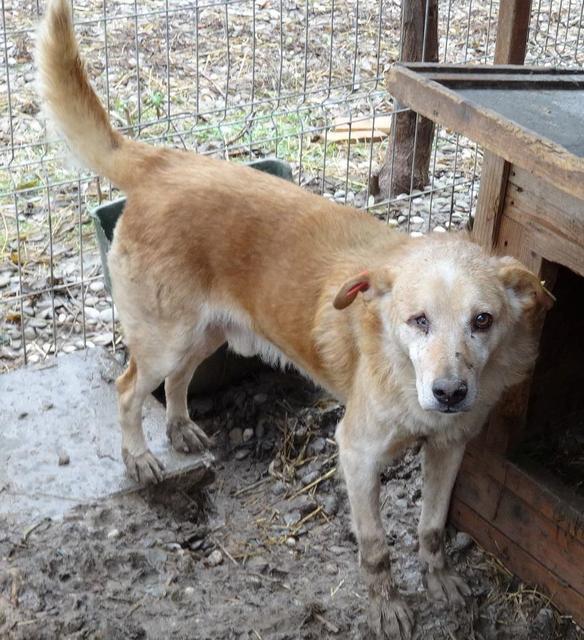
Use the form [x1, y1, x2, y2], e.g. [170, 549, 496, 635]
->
[0, 0, 582, 371]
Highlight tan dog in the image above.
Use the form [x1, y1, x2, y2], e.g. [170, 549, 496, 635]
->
[37, 2, 553, 637]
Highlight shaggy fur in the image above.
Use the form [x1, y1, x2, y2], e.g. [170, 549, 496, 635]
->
[36, 2, 553, 638]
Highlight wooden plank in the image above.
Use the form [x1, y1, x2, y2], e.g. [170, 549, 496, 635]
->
[320, 130, 389, 143]
[403, 63, 579, 75]
[479, 213, 546, 454]
[450, 498, 584, 628]
[455, 458, 584, 592]
[508, 166, 584, 239]
[385, 64, 584, 200]
[502, 167, 584, 278]
[470, 0, 532, 250]
[472, 153, 510, 249]
[502, 205, 584, 279]
[418, 72, 584, 87]
[463, 446, 584, 536]
[332, 115, 393, 133]
[495, 215, 543, 272]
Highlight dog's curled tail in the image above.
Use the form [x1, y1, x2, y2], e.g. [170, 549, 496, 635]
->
[36, 0, 149, 190]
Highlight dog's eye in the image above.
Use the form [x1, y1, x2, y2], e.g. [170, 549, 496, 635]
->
[473, 312, 493, 331]
[409, 314, 429, 332]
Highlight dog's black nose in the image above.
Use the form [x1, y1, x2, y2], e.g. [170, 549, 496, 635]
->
[432, 378, 468, 406]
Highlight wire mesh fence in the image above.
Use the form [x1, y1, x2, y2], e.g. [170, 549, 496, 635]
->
[0, 0, 582, 371]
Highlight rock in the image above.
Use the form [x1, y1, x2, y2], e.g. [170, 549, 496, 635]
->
[83, 306, 100, 320]
[206, 550, 223, 567]
[0, 272, 11, 288]
[330, 545, 346, 556]
[410, 231, 424, 238]
[410, 215, 425, 224]
[286, 536, 297, 548]
[307, 437, 327, 456]
[386, 218, 399, 227]
[99, 308, 113, 322]
[320, 494, 338, 516]
[255, 417, 267, 440]
[271, 480, 286, 496]
[283, 510, 302, 527]
[394, 498, 408, 510]
[89, 281, 105, 293]
[529, 607, 555, 640]
[287, 496, 317, 516]
[58, 451, 70, 466]
[301, 470, 320, 486]
[235, 448, 249, 460]
[246, 556, 269, 573]
[433, 225, 446, 233]
[190, 397, 213, 415]
[242, 428, 254, 443]
[452, 531, 474, 553]
[229, 428, 243, 447]
[184, 586, 195, 598]
[107, 529, 121, 540]
[93, 332, 113, 346]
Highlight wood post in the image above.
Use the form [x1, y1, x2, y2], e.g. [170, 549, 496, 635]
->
[375, 0, 438, 198]
[473, 0, 532, 248]
[472, 0, 533, 455]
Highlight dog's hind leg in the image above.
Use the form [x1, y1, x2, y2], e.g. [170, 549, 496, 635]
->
[164, 329, 224, 454]
[116, 353, 168, 484]
[418, 442, 470, 607]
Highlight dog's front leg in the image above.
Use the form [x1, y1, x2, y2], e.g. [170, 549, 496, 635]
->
[338, 422, 414, 640]
[418, 442, 471, 606]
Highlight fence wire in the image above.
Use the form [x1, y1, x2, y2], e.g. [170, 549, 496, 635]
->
[0, 0, 582, 371]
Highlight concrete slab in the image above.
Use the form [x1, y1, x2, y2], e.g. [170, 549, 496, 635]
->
[0, 348, 214, 532]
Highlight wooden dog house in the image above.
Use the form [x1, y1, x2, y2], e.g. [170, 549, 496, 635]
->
[386, 38, 584, 631]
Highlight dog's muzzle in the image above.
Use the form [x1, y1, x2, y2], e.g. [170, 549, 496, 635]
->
[432, 377, 468, 413]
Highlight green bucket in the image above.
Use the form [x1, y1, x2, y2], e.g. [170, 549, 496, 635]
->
[89, 158, 295, 395]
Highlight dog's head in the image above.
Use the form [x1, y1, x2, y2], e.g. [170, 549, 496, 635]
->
[334, 235, 554, 415]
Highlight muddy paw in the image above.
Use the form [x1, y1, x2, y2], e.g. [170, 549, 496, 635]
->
[425, 568, 471, 607]
[368, 581, 414, 639]
[167, 417, 210, 454]
[122, 449, 165, 484]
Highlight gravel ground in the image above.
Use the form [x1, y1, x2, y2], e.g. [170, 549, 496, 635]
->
[1, 371, 582, 639]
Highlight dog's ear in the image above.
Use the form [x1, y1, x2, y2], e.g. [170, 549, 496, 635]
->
[497, 257, 555, 314]
[333, 268, 394, 310]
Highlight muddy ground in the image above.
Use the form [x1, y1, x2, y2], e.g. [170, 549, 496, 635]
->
[1, 370, 582, 640]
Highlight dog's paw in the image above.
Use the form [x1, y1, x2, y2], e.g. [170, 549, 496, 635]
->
[167, 417, 210, 454]
[123, 448, 165, 484]
[368, 581, 414, 639]
[425, 568, 470, 607]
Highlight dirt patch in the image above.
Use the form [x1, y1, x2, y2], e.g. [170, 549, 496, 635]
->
[1, 370, 582, 640]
